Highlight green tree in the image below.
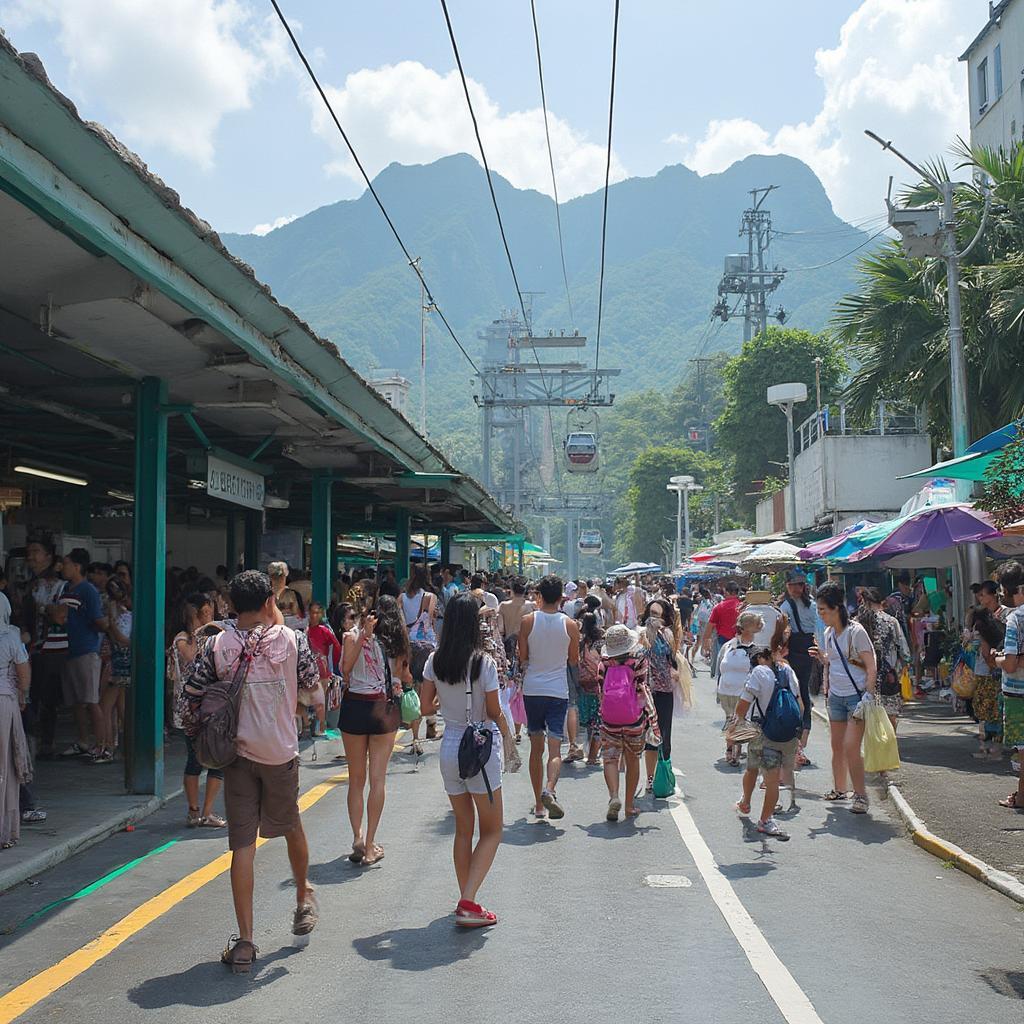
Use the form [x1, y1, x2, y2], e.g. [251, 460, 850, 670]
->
[835, 142, 1024, 445]
[715, 327, 846, 512]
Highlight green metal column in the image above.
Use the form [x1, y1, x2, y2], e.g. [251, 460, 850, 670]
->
[225, 513, 236, 574]
[129, 377, 167, 796]
[394, 509, 411, 584]
[244, 510, 261, 569]
[440, 527, 452, 566]
[311, 471, 333, 605]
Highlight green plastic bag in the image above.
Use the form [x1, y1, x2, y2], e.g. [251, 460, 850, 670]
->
[400, 687, 422, 725]
[862, 702, 900, 773]
[652, 753, 676, 798]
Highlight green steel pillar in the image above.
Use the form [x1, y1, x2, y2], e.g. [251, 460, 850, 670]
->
[394, 509, 411, 584]
[244, 510, 261, 569]
[517, 539, 525, 575]
[128, 377, 167, 796]
[440, 527, 452, 566]
[225, 513, 236, 574]
[311, 471, 334, 605]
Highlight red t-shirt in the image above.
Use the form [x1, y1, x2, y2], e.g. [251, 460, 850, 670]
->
[709, 597, 742, 640]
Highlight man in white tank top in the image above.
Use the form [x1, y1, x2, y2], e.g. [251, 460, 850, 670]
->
[518, 575, 580, 820]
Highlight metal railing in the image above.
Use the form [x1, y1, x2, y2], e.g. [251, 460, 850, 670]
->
[797, 402, 923, 454]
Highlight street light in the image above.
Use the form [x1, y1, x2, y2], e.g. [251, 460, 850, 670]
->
[667, 475, 703, 563]
[767, 383, 807, 533]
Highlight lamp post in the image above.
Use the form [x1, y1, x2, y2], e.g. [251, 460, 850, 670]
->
[767, 383, 807, 533]
[668, 475, 703, 563]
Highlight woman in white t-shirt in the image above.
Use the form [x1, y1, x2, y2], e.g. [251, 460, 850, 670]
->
[420, 592, 514, 929]
[812, 581, 877, 814]
[717, 611, 763, 767]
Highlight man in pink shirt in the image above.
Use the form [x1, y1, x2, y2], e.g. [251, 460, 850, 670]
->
[183, 570, 320, 973]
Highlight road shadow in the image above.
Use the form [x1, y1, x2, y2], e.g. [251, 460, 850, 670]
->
[502, 817, 566, 845]
[572, 819, 660, 840]
[281, 855, 370, 887]
[805, 807, 900, 845]
[128, 945, 301, 1007]
[737, 815, 786, 852]
[976, 967, 1024, 1000]
[717, 860, 777, 879]
[353, 916, 489, 971]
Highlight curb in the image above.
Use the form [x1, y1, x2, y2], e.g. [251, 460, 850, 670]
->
[0, 786, 184, 896]
[809, 705, 1024, 906]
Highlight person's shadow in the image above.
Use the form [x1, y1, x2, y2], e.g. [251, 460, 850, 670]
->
[353, 916, 489, 971]
[128, 946, 301, 1007]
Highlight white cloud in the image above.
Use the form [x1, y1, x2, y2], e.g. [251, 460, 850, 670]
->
[1, 0, 289, 169]
[307, 60, 626, 199]
[679, 0, 978, 221]
[250, 213, 298, 235]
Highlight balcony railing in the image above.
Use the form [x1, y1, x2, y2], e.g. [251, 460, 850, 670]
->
[797, 402, 923, 454]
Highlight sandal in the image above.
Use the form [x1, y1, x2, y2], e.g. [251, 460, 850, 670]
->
[735, 800, 751, 815]
[850, 794, 869, 814]
[998, 792, 1024, 809]
[361, 844, 385, 867]
[200, 813, 227, 828]
[348, 840, 366, 863]
[823, 789, 850, 802]
[1, 840, 16, 850]
[221, 937, 258, 974]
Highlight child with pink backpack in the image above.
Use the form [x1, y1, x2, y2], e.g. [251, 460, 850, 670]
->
[599, 624, 654, 822]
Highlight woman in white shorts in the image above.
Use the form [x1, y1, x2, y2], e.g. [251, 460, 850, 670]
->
[421, 592, 513, 928]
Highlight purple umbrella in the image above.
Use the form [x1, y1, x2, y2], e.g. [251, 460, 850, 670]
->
[847, 504, 1001, 563]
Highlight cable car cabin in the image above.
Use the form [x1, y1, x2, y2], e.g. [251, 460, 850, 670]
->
[578, 529, 604, 556]
[564, 432, 598, 472]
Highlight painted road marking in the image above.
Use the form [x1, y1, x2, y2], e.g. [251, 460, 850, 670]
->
[669, 798, 824, 1024]
[642, 874, 692, 888]
[0, 770, 349, 1024]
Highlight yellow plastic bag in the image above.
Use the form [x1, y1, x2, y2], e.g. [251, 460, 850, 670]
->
[899, 666, 913, 701]
[862, 702, 900, 773]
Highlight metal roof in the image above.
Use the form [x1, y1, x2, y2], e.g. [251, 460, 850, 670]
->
[0, 37, 517, 535]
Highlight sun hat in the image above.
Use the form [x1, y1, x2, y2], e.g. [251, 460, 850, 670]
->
[601, 623, 641, 659]
[785, 569, 807, 583]
[563, 581, 578, 598]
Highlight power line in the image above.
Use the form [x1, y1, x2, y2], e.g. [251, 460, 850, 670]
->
[593, 0, 621, 374]
[267, 0, 495, 396]
[530, 0, 574, 331]
[785, 226, 889, 272]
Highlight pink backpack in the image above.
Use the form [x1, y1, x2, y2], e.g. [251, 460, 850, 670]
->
[601, 660, 642, 725]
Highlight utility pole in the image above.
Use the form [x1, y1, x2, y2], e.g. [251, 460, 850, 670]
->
[712, 187, 787, 341]
[689, 356, 715, 452]
[413, 258, 436, 437]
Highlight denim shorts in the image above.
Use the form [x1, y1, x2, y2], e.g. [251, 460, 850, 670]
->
[524, 695, 568, 739]
[828, 692, 862, 722]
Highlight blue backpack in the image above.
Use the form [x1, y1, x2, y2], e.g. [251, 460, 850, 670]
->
[757, 666, 802, 743]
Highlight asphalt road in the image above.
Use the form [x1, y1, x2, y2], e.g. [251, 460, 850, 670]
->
[1, 665, 1023, 1024]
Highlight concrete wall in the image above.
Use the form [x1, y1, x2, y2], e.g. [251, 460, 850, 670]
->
[966, 0, 1024, 153]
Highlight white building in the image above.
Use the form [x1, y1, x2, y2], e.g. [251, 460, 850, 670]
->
[962, 0, 1024, 154]
[367, 369, 411, 417]
[755, 403, 932, 536]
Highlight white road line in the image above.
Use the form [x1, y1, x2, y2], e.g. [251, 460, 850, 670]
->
[668, 798, 825, 1024]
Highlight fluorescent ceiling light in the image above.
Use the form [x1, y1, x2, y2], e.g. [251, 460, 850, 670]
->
[107, 490, 135, 502]
[15, 464, 88, 487]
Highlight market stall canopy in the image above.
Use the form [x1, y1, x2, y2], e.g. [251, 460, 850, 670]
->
[610, 561, 662, 576]
[899, 420, 1021, 482]
[691, 542, 756, 563]
[797, 520, 881, 561]
[1005, 518, 1024, 536]
[739, 541, 803, 572]
[847, 504, 1007, 564]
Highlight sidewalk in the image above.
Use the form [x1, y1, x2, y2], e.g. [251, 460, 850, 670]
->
[887, 698, 1024, 883]
[1, 735, 189, 894]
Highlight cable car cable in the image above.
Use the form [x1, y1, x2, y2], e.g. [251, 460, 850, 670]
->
[267, 0, 496, 397]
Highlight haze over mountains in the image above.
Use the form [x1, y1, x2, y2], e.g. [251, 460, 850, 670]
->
[221, 152, 875, 437]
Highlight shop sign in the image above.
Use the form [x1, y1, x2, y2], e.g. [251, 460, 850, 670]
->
[206, 453, 265, 510]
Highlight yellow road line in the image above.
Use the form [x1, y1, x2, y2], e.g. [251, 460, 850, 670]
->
[0, 769, 349, 1024]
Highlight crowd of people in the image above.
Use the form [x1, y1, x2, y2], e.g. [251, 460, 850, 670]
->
[3, 536, 1024, 969]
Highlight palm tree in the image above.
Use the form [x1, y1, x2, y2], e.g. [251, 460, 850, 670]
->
[834, 141, 1024, 444]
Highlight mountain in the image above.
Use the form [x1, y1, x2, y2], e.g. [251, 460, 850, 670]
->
[220, 153, 873, 438]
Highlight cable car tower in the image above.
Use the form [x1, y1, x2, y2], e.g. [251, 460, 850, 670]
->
[474, 304, 620, 520]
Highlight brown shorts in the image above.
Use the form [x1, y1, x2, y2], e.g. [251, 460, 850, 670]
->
[223, 756, 301, 850]
[62, 652, 101, 705]
[747, 735, 798, 773]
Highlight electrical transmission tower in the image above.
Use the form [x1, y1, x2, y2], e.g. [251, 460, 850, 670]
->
[711, 186, 787, 342]
[687, 356, 715, 453]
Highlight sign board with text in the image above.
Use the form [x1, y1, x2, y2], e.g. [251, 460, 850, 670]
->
[206, 453, 265, 510]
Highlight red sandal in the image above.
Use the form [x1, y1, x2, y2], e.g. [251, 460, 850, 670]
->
[455, 899, 497, 928]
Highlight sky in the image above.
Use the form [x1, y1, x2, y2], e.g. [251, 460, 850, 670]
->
[0, 0, 989, 235]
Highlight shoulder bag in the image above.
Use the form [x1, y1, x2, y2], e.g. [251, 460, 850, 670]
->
[457, 654, 495, 801]
[830, 629, 863, 697]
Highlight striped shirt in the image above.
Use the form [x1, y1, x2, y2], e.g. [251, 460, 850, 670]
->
[1002, 606, 1024, 698]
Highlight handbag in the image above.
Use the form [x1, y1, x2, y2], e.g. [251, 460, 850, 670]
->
[862, 702, 900, 772]
[400, 686, 422, 724]
[457, 655, 495, 802]
[652, 751, 675, 798]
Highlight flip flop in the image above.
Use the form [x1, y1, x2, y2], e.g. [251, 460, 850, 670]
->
[348, 841, 366, 863]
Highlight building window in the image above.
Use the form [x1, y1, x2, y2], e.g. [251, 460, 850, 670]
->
[995, 44, 1004, 96]
[978, 57, 989, 111]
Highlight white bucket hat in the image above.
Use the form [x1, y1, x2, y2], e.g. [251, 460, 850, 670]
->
[601, 624, 641, 659]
